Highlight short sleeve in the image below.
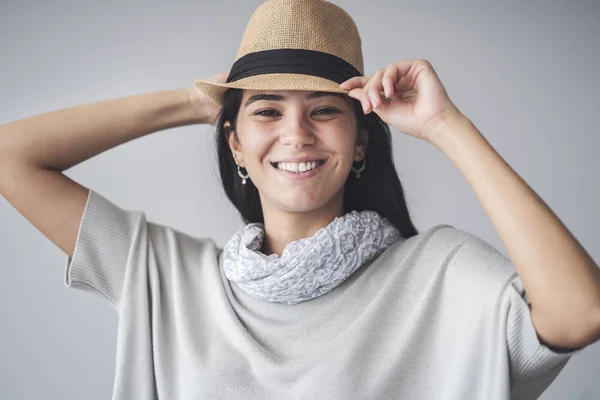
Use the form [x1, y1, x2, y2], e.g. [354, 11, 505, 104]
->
[440, 226, 585, 396]
[505, 273, 584, 387]
[64, 189, 144, 310]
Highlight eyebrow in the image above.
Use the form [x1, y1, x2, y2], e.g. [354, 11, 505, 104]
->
[243, 91, 348, 108]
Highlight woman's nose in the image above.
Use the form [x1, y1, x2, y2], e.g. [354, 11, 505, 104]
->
[279, 114, 315, 148]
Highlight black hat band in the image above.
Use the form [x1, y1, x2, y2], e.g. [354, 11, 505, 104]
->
[226, 48, 363, 84]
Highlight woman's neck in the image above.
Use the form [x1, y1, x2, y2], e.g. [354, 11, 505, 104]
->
[260, 199, 344, 256]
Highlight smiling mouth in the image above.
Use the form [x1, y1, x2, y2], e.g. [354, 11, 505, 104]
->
[270, 159, 327, 174]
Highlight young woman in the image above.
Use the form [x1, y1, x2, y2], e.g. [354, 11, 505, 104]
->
[1, 0, 599, 398]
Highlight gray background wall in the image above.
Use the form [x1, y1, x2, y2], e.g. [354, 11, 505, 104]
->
[1, 0, 599, 398]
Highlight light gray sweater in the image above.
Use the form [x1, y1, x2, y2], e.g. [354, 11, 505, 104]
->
[65, 189, 582, 399]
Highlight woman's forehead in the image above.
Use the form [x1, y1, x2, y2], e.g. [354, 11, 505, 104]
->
[241, 90, 350, 107]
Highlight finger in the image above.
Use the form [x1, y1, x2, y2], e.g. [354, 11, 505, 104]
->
[353, 87, 370, 114]
[360, 77, 373, 113]
[368, 69, 385, 110]
[390, 59, 423, 78]
[397, 59, 434, 94]
[382, 64, 399, 99]
[379, 59, 425, 96]
[348, 87, 371, 115]
[362, 70, 383, 113]
[347, 87, 363, 101]
[340, 75, 378, 114]
[339, 76, 370, 90]
[347, 85, 370, 114]
[393, 75, 414, 94]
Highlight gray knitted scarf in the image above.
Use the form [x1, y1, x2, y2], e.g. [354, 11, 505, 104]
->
[222, 210, 401, 305]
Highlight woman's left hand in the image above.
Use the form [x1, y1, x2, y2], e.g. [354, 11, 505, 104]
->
[340, 59, 465, 143]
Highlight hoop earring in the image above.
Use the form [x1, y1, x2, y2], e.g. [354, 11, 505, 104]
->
[233, 154, 250, 185]
[352, 157, 366, 179]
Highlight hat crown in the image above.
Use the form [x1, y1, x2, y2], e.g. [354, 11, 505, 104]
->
[235, 0, 364, 74]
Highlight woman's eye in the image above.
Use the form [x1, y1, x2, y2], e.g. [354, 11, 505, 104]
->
[253, 108, 338, 117]
[255, 109, 280, 117]
[314, 108, 338, 115]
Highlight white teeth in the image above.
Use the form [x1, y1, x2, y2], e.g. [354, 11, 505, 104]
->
[276, 160, 322, 173]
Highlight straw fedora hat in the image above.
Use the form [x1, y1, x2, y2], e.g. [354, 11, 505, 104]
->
[193, 0, 364, 106]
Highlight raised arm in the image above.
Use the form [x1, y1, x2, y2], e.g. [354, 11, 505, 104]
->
[0, 81, 222, 258]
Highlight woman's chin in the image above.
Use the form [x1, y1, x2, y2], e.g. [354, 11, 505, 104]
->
[274, 191, 343, 214]
[265, 193, 324, 213]
[259, 183, 344, 214]
[278, 200, 324, 213]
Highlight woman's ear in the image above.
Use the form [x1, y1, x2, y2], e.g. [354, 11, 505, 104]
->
[354, 126, 369, 161]
[225, 121, 242, 159]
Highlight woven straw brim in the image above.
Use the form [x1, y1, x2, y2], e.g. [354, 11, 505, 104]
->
[194, 73, 352, 107]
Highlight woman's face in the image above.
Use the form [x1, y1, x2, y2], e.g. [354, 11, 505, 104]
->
[226, 90, 366, 215]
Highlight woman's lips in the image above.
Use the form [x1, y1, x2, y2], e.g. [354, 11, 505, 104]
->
[271, 159, 327, 180]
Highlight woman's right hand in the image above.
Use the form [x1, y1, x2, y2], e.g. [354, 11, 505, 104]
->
[188, 70, 229, 125]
